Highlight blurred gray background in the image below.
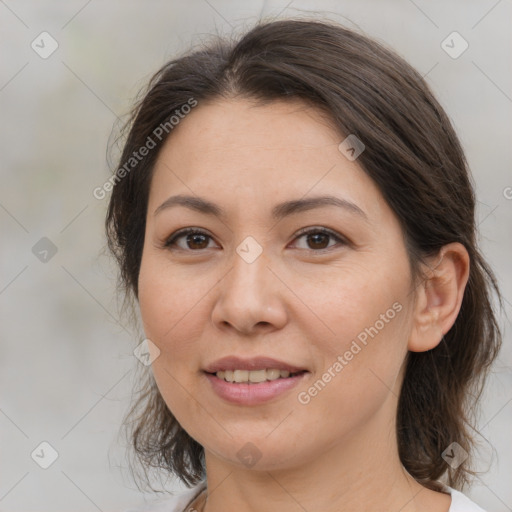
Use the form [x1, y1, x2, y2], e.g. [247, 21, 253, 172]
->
[1, 1, 511, 511]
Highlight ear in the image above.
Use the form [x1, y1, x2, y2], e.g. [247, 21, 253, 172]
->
[408, 242, 470, 352]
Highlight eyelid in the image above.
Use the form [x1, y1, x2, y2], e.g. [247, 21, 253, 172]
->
[292, 226, 348, 243]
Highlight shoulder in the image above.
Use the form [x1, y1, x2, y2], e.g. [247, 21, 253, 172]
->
[445, 486, 487, 512]
[124, 483, 206, 512]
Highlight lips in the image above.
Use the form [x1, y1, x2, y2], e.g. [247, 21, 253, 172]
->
[204, 370, 308, 405]
[203, 356, 309, 405]
[203, 356, 307, 374]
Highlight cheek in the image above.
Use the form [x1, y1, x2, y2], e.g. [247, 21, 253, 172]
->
[295, 260, 412, 419]
[137, 254, 216, 425]
[291, 330, 409, 456]
[137, 254, 205, 355]
[300, 301, 409, 409]
[137, 260, 207, 429]
[302, 258, 409, 355]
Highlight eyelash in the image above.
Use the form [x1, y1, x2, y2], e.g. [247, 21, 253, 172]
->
[163, 226, 348, 253]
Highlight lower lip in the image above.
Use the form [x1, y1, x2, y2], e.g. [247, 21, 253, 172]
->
[204, 372, 308, 405]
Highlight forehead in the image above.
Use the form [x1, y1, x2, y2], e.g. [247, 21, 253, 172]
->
[148, 98, 388, 224]
[154, 97, 341, 165]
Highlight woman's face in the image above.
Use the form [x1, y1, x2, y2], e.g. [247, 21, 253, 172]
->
[138, 98, 418, 471]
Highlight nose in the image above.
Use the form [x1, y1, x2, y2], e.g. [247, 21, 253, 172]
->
[210, 248, 288, 336]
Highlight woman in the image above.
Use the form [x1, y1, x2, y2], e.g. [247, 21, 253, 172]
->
[109, 18, 502, 512]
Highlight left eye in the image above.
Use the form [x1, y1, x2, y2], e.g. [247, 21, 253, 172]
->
[164, 227, 346, 252]
[291, 227, 346, 251]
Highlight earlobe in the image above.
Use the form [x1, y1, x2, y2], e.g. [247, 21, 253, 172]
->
[408, 243, 470, 353]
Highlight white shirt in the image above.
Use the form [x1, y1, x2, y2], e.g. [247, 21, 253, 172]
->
[126, 482, 486, 512]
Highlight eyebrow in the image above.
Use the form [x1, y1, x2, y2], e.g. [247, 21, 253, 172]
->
[154, 194, 369, 222]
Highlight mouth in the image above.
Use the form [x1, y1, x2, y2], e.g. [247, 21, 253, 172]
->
[208, 368, 307, 383]
[203, 356, 309, 405]
[203, 355, 308, 375]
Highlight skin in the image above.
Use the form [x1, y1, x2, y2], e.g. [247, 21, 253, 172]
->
[138, 98, 470, 512]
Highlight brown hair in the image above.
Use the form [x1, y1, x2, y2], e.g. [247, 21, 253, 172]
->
[106, 18, 503, 492]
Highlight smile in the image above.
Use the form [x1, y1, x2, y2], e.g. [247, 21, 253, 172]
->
[214, 369, 304, 383]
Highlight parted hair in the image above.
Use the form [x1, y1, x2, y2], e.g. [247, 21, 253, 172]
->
[106, 18, 502, 492]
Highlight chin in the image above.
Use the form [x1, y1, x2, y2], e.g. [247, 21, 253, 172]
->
[203, 434, 312, 472]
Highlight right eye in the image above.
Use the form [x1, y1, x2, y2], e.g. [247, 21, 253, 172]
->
[164, 228, 217, 251]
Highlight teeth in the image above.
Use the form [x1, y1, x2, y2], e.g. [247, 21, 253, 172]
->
[233, 370, 249, 383]
[214, 368, 299, 383]
[266, 369, 281, 380]
[248, 369, 267, 383]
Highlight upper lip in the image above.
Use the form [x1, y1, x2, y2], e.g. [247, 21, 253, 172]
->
[204, 356, 307, 373]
